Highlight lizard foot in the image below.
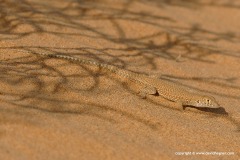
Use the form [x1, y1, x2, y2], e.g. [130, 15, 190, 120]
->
[138, 86, 157, 99]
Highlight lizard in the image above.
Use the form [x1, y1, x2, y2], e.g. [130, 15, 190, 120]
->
[34, 52, 220, 108]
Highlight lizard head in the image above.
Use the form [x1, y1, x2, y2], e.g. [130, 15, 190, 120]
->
[184, 96, 220, 108]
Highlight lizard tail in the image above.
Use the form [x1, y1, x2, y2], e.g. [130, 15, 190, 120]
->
[34, 52, 134, 78]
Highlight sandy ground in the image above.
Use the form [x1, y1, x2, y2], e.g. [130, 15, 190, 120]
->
[0, 0, 240, 159]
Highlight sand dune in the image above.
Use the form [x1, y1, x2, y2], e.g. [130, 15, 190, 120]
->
[0, 0, 239, 159]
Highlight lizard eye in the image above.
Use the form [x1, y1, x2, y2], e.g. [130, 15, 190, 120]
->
[197, 100, 200, 103]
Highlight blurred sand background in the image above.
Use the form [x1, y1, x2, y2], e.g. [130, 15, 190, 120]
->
[0, 0, 240, 159]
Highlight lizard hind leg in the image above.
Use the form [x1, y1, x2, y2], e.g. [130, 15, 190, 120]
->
[138, 86, 157, 99]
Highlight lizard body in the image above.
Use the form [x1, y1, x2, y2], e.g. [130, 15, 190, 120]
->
[35, 52, 220, 108]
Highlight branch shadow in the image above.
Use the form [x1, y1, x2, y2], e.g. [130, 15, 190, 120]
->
[0, 48, 163, 131]
[160, 74, 240, 100]
[0, 0, 239, 63]
[140, 0, 240, 10]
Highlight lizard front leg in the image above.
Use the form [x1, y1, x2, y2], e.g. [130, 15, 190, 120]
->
[138, 86, 157, 99]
